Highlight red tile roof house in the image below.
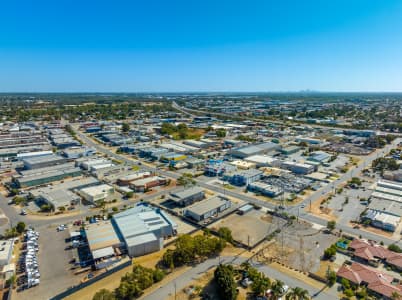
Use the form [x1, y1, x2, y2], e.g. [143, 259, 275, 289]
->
[337, 262, 402, 299]
[349, 239, 402, 271]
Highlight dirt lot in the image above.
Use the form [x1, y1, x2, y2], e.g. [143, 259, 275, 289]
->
[209, 209, 286, 247]
[254, 221, 338, 273]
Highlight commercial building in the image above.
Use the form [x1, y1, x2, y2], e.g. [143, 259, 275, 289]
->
[78, 184, 114, 204]
[185, 196, 232, 221]
[112, 205, 177, 257]
[23, 154, 68, 170]
[229, 142, 281, 158]
[129, 176, 167, 192]
[169, 187, 205, 207]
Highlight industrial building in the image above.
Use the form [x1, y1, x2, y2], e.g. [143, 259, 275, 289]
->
[229, 160, 256, 170]
[78, 184, 114, 204]
[0, 240, 14, 266]
[29, 177, 99, 210]
[204, 161, 236, 176]
[185, 196, 232, 221]
[248, 181, 283, 197]
[16, 150, 53, 161]
[229, 142, 281, 158]
[363, 210, 400, 232]
[244, 155, 280, 168]
[112, 205, 177, 257]
[117, 171, 152, 186]
[169, 187, 205, 207]
[129, 176, 167, 192]
[307, 151, 331, 164]
[281, 161, 315, 175]
[23, 154, 68, 170]
[160, 153, 187, 163]
[15, 164, 82, 188]
[62, 147, 96, 159]
[226, 169, 263, 186]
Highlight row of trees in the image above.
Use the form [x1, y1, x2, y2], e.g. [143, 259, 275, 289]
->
[372, 157, 400, 171]
[93, 264, 165, 300]
[215, 262, 310, 300]
[161, 233, 227, 269]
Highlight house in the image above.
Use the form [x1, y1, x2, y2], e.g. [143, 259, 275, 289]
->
[337, 262, 402, 299]
[349, 239, 402, 271]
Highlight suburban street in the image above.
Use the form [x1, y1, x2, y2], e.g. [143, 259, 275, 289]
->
[142, 256, 338, 300]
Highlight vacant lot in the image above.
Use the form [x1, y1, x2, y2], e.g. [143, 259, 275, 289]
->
[209, 209, 286, 247]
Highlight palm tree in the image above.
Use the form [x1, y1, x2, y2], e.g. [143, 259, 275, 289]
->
[270, 280, 285, 300]
[286, 287, 310, 300]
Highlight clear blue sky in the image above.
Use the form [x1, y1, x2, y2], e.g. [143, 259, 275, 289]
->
[1, 0, 402, 92]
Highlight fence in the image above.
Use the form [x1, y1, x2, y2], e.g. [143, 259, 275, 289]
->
[49, 259, 132, 300]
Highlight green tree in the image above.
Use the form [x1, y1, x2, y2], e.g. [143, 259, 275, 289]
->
[177, 173, 196, 187]
[218, 227, 233, 244]
[93, 289, 115, 300]
[286, 287, 310, 300]
[251, 272, 271, 295]
[388, 244, 402, 253]
[326, 270, 337, 287]
[214, 264, 238, 300]
[326, 220, 336, 231]
[270, 280, 285, 300]
[16, 222, 26, 234]
[121, 122, 130, 133]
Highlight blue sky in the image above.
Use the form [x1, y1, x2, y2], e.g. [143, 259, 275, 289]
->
[1, 0, 402, 92]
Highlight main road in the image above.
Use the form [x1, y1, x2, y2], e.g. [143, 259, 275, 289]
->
[72, 124, 402, 247]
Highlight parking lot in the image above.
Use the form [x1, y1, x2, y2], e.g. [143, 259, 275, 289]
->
[14, 226, 78, 300]
[209, 209, 287, 247]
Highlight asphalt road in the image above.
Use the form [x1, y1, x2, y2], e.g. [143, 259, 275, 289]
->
[141, 255, 338, 300]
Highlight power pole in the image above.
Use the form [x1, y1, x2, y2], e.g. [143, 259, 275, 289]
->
[299, 236, 305, 272]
